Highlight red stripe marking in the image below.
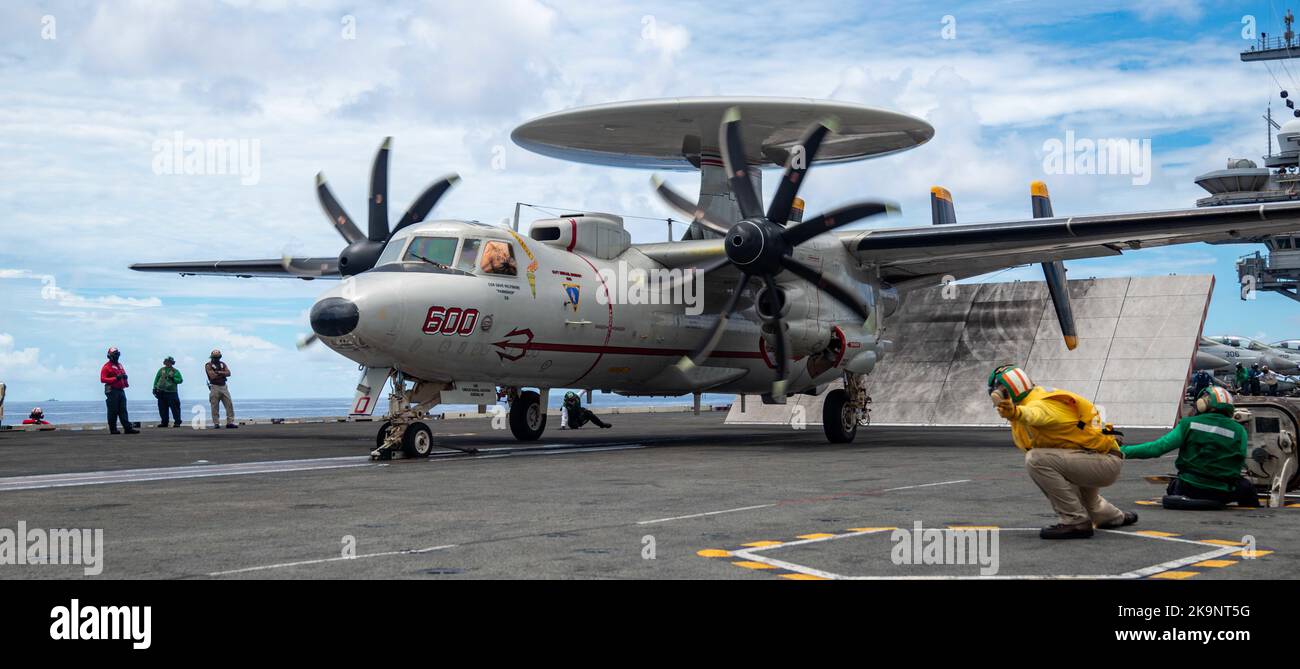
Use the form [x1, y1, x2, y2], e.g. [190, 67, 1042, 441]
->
[493, 339, 765, 360]
[566, 218, 577, 252]
[565, 252, 615, 386]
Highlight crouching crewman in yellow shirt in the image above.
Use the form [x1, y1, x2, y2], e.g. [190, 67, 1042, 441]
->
[989, 364, 1138, 539]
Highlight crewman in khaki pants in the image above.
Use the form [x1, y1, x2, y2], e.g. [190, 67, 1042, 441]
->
[988, 364, 1138, 539]
[205, 349, 237, 429]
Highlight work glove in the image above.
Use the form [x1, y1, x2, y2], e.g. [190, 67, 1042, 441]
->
[995, 396, 1019, 421]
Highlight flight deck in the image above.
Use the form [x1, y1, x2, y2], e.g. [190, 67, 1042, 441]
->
[0, 412, 1291, 580]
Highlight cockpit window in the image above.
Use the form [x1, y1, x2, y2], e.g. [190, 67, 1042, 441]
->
[456, 238, 482, 272]
[480, 240, 517, 276]
[404, 236, 458, 266]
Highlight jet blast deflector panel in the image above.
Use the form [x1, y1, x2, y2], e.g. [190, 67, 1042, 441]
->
[727, 275, 1214, 429]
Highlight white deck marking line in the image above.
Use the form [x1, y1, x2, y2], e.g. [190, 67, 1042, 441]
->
[730, 528, 1252, 580]
[641, 479, 972, 526]
[881, 479, 971, 492]
[0, 443, 650, 492]
[1103, 530, 1245, 578]
[638, 504, 776, 525]
[0, 456, 374, 492]
[207, 544, 458, 576]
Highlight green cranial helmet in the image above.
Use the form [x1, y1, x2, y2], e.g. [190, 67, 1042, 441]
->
[1196, 386, 1235, 416]
[988, 364, 1034, 404]
[564, 391, 579, 402]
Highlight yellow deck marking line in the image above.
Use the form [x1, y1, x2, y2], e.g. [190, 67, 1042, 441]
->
[697, 549, 731, 558]
[1202, 539, 1246, 546]
[741, 541, 783, 548]
[1149, 571, 1198, 580]
[846, 527, 897, 533]
[1135, 500, 1159, 505]
[780, 573, 828, 581]
[725, 527, 1251, 580]
[1231, 549, 1273, 558]
[796, 533, 836, 540]
[1133, 530, 1179, 538]
[1192, 559, 1237, 568]
[1287, 503, 1300, 508]
[732, 561, 776, 570]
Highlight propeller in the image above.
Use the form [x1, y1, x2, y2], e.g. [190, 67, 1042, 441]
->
[652, 107, 897, 400]
[1030, 181, 1078, 351]
[311, 137, 460, 276]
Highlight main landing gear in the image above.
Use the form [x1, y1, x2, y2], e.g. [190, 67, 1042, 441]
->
[370, 371, 478, 461]
[822, 372, 870, 444]
[504, 387, 548, 441]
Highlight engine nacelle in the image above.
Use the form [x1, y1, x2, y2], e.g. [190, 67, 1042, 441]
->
[835, 324, 882, 374]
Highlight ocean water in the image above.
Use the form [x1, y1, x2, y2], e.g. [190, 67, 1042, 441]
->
[2, 392, 735, 426]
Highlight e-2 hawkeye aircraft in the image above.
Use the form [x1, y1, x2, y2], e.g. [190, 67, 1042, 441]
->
[131, 97, 1300, 458]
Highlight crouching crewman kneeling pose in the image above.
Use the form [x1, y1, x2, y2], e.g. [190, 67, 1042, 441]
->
[1121, 387, 1258, 508]
[989, 364, 1137, 539]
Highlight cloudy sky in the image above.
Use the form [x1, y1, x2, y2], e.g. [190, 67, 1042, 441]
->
[0, 0, 1293, 401]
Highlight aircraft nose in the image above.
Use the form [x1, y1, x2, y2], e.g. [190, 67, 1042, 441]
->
[310, 297, 360, 337]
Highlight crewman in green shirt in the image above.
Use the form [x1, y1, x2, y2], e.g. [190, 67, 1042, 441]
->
[1121, 387, 1258, 507]
[1233, 362, 1248, 392]
[153, 356, 184, 428]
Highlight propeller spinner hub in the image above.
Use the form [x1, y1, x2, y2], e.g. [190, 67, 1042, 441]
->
[725, 219, 785, 272]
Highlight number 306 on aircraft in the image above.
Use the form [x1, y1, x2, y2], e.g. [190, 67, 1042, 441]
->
[422, 306, 478, 336]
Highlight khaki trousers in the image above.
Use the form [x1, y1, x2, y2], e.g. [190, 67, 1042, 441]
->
[209, 385, 234, 424]
[1024, 447, 1125, 527]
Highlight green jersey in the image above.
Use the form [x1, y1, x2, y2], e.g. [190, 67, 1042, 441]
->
[1121, 413, 1247, 491]
[153, 366, 184, 393]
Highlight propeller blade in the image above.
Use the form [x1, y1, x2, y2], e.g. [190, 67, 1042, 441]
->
[718, 107, 764, 219]
[782, 200, 898, 247]
[368, 137, 392, 241]
[930, 186, 957, 225]
[392, 174, 461, 237]
[296, 333, 319, 350]
[767, 118, 837, 224]
[1030, 180, 1055, 218]
[778, 256, 870, 322]
[650, 176, 732, 235]
[1030, 181, 1077, 350]
[315, 173, 365, 244]
[675, 273, 750, 371]
[662, 256, 731, 297]
[763, 275, 790, 400]
[1042, 259, 1076, 350]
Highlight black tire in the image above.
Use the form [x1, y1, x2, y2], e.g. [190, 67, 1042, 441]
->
[376, 421, 393, 449]
[822, 389, 857, 443]
[509, 390, 547, 441]
[402, 422, 434, 457]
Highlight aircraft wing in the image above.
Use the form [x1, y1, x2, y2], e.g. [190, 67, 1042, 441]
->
[841, 201, 1300, 287]
[129, 258, 341, 279]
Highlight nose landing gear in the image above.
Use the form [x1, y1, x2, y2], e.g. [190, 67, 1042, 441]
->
[369, 371, 479, 460]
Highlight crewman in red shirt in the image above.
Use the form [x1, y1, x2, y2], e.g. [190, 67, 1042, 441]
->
[100, 347, 138, 434]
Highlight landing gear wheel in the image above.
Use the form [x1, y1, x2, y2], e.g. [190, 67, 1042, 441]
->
[402, 422, 434, 458]
[509, 390, 547, 441]
[822, 389, 857, 443]
[376, 421, 394, 449]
